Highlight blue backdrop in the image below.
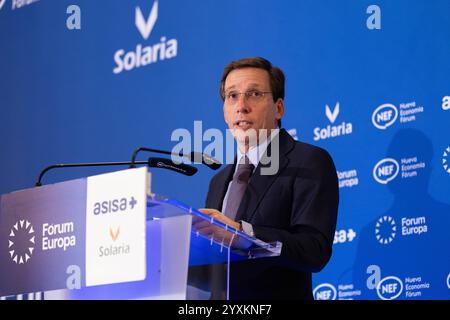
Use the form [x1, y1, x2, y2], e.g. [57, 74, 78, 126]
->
[1, 0, 449, 299]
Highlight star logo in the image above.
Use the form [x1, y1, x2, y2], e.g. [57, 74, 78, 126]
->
[375, 215, 396, 245]
[443, 146, 450, 175]
[8, 220, 35, 264]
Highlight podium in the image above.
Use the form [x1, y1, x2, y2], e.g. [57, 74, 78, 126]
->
[0, 167, 281, 300]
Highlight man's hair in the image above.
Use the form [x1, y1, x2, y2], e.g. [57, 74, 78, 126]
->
[220, 57, 285, 128]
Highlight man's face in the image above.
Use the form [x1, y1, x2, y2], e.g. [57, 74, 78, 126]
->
[223, 68, 284, 147]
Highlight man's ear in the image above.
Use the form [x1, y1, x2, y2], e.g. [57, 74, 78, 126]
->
[275, 98, 285, 120]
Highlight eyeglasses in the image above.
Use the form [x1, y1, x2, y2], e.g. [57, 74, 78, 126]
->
[224, 90, 272, 104]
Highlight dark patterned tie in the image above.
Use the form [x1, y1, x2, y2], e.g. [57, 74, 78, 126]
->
[224, 156, 254, 220]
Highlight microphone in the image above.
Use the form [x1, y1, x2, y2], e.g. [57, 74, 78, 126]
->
[190, 151, 221, 170]
[35, 158, 197, 187]
[129, 147, 221, 170]
[148, 157, 197, 176]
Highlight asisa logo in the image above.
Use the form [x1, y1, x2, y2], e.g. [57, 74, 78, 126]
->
[93, 197, 137, 215]
[8, 220, 35, 264]
[313, 102, 353, 141]
[313, 283, 337, 300]
[373, 158, 399, 184]
[113, 1, 178, 74]
[376, 276, 403, 300]
[372, 103, 398, 130]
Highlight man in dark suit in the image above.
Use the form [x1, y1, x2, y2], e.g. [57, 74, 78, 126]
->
[197, 57, 339, 300]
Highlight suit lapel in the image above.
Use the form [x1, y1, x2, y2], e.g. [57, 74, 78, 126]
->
[235, 129, 295, 222]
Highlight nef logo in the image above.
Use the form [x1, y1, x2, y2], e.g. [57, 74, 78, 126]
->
[8, 220, 35, 264]
[372, 104, 398, 130]
[93, 197, 137, 215]
[313, 283, 337, 300]
[376, 276, 403, 300]
[373, 158, 399, 184]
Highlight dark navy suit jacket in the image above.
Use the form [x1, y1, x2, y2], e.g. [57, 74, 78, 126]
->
[204, 128, 339, 300]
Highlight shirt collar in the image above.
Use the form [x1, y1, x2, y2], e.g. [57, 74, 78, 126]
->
[236, 129, 280, 168]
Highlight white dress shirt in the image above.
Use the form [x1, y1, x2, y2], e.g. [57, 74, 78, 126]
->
[221, 129, 280, 236]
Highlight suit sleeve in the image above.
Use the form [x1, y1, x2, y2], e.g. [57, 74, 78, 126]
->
[252, 148, 339, 273]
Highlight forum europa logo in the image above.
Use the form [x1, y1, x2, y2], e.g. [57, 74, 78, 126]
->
[8, 220, 35, 264]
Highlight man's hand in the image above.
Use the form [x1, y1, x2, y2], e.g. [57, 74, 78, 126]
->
[197, 208, 241, 230]
[192, 208, 248, 248]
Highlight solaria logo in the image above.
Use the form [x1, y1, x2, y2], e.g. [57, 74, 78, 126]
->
[372, 103, 398, 130]
[375, 215, 396, 245]
[313, 102, 353, 141]
[99, 226, 130, 258]
[8, 220, 35, 264]
[113, 0, 178, 74]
